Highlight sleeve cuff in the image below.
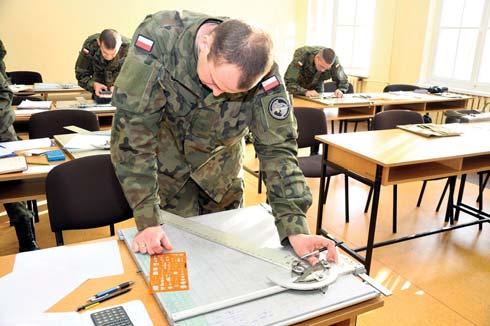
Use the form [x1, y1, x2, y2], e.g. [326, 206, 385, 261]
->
[133, 204, 164, 231]
[275, 215, 310, 244]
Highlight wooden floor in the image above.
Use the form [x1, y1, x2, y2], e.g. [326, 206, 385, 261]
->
[0, 142, 489, 325]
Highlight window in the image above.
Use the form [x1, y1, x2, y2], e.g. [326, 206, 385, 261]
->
[425, 0, 490, 92]
[306, 0, 376, 77]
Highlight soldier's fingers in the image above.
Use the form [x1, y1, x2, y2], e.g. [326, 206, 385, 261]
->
[160, 232, 173, 251]
[307, 256, 319, 266]
[131, 240, 140, 253]
[149, 238, 164, 255]
[138, 242, 148, 254]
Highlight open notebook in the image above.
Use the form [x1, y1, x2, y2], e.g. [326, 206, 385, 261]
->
[0, 156, 28, 174]
[397, 123, 463, 137]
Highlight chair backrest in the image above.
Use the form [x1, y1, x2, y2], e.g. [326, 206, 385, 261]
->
[293, 107, 328, 149]
[46, 155, 133, 232]
[324, 81, 354, 94]
[383, 84, 420, 92]
[29, 109, 100, 139]
[372, 110, 424, 130]
[7, 71, 43, 84]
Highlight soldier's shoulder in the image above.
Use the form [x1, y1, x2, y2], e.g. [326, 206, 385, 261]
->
[82, 34, 99, 52]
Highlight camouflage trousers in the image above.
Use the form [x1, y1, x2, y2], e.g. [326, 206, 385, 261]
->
[160, 178, 244, 217]
[3, 201, 32, 225]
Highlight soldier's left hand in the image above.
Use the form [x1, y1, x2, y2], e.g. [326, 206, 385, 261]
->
[334, 89, 344, 98]
[288, 234, 338, 266]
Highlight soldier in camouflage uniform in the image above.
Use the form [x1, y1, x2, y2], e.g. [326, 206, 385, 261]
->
[0, 39, 7, 80]
[284, 46, 348, 98]
[111, 10, 337, 265]
[0, 73, 39, 252]
[75, 29, 130, 96]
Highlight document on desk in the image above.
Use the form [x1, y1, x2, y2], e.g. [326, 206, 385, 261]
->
[17, 99, 52, 109]
[1, 137, 51, 152]
[120, 206, 379, 325]
[0, 240, 123, 323]
[62, 134, 110, 151]
[397, 123, 463, 137]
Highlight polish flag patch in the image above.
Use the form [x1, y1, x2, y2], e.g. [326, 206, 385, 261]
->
[82, 47, 90, 55]
[135, 34, 154, 52]
[261, 75, 280, 92]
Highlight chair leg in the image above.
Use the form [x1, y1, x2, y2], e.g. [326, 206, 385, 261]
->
[476, 172, 489, 203]
[364, 186, 373, 213]
[331, 121, 335, 134]
[323, 176, 331, 204]
[353, 122, 358, 132]
[344, 174, 349, 223]
[110, 224, 115, 236]
[436, 179, 450, 212]
[258, 171, 263, 194]
[416, 181, 427, 207]
[393, 185, 398, 233]
[343, 121, 348, 133]
[338, 121, 343, 133]
[33, 200, 39, 223]
[55, 232, 64, 246]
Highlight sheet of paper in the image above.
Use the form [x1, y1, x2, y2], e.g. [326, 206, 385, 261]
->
[63, 134, 110, 150]
[0, 146, 14, 158]
[1, 138, 52, 152]
[17, 100, 52, 109]
[8, 84, 33, 92]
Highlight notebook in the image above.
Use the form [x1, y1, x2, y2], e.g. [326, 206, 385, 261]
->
[0, 156, 28, 174]
[397, 123, 463, 137]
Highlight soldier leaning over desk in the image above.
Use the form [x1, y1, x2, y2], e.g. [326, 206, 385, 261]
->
[75, 29, 130, 97]
[110, 10, 338, 266]
[0, 73, 39, 252]
[284, 46, 348, 98]
[0, 39, 7, 80]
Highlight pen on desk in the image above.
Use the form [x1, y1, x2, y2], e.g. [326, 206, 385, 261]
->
[77, 288, 132, 312]
[88, 281, 134, 301]
[299, 241, 343, 260]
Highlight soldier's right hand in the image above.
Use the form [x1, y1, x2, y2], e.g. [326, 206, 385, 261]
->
[131, 225, 173, 255]
[93, 82, 108, 96]
[305, 90, 319, 98]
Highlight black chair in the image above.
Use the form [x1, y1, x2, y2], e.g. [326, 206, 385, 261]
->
[364, 110, 424, 233]
[295, 107, 351, 221]
[383, 84, 422, 92]
[46, 155, 133, 246]
[28, 109, 99, 139]
[7, 71, 43, 85]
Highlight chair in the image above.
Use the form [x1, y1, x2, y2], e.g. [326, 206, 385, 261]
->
[7, 71, 43, 85]
[46, 155, 133, 245]
[294, 107, 351, 221]
[364, 110, 424, 233]
[383, 84, 424, 93]
[28, 109, 99, 139]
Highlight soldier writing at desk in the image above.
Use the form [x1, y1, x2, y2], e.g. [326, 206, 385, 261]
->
[284, 46, 348, 98]
[110, 10, 338, 266]
[75, 29, 130, 98]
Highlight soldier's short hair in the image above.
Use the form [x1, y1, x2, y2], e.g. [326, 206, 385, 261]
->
[208, 20, 273, 90]
[321, 48, 336, 64]
[99, 29, 120, 49]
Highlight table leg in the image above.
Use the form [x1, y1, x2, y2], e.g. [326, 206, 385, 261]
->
[316, 143, 328, 234]
[364, 165, 383, 274]
[455, 174, 466, 222]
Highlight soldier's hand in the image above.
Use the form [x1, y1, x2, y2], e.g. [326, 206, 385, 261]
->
[334, 89, 344, 98]
[288, 234, 338, 266]
[305, 90, 319, 98]
[93, 82, 108, 96]
[132, 225, 173, 255]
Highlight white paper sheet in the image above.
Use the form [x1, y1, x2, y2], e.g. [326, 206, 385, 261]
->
[15, 109, 49, 116]
[1, 138, 52, 151]
[17, 100, 52, 109]
[63, 134, 110, 150]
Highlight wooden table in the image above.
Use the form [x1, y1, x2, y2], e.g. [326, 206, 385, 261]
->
[12, 84, 88, 100]
[294, 92, 472, 131]
[0, 238, 384, 325]
[315, 122, 490, 274]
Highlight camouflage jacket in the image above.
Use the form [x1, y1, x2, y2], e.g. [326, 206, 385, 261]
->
[75, 33, 130, 92]
[284, 46, 349, 95]
[0, 73, 17, 142]
[111, 10, 312, 242]
[0, 39, 7, 80]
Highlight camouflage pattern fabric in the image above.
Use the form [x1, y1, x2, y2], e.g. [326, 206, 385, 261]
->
[111, 10, 312, 242]
[284, 46, 349, 95]
[0, 39, 7, 80]
[75, 33, 130, 92]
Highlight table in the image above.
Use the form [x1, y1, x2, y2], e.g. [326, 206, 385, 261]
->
[294, 92, 472, 131]
[11, 84, 88, 100]
[315, 122, 490, 274]
[0, 236, 383, 325]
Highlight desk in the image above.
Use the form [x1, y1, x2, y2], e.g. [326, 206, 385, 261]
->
[12, 84, 88, 100]
[0, 237, 383, 325]
[315, 122, 490, 274]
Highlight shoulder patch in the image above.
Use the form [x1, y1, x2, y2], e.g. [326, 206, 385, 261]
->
[261, 75, 280, 92]
[135, 34, 154, 52]
[82, 47, 90, 55]
[268, 97, 290, 120]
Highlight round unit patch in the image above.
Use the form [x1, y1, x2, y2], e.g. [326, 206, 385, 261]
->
[268, 97, 290, 120]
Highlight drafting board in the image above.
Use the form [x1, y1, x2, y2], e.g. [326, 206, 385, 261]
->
[120, 205, 380, 325]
